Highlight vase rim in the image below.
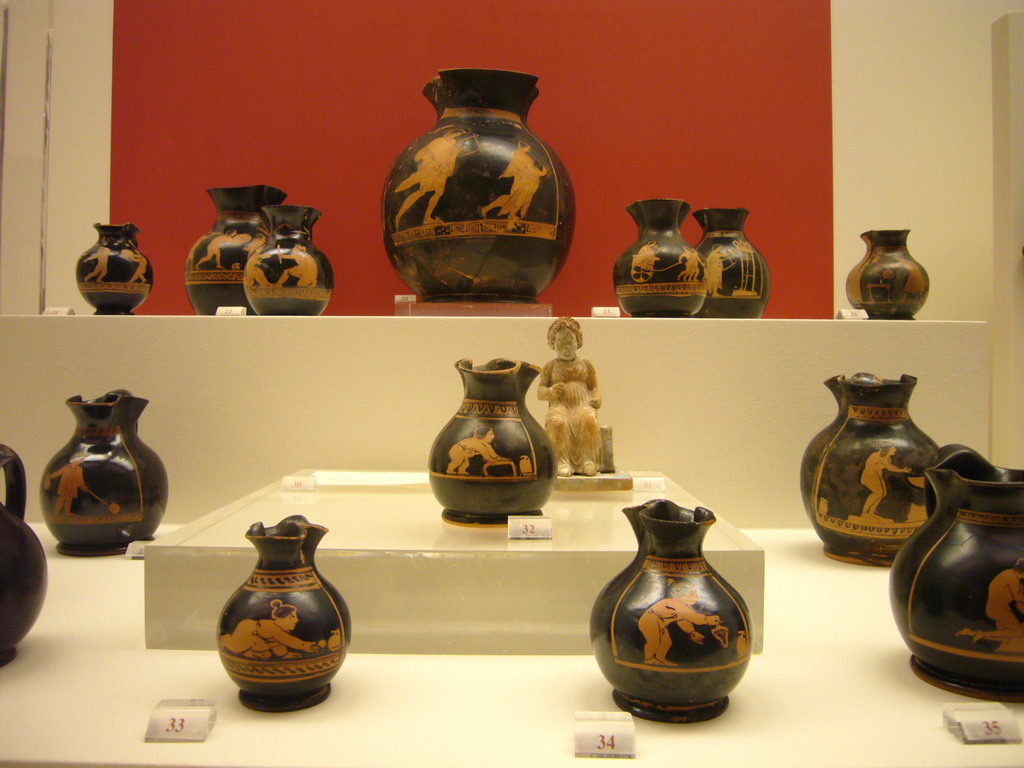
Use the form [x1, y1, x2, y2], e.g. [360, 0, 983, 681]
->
[830, 373, 917, 389]
[66, 389, 145, 408]
[438, 67, 538, 81]
[455, 358, 540, 376]
[926, 465, 1024, 488]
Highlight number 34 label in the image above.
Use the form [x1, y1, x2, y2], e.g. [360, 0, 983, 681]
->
[574, 711, 636, 758]
[145, 699, 217, 743]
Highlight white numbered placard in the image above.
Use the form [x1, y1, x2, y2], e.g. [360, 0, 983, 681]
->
[124, 540, 148, 560]
[41, 306, 75, 315]
[943, 702, 1022, 744]
[394, 294, 418, 304]
[574, 711, 635, 758]
[281, 475, 317, 491]
[508, 516, 552, 540]
[215, 306, 247, 316]
[591, 306, 621, 318]
[145, 699, 216, 743]
[632, 476, 666, 492]
[835, 308, 868, 320]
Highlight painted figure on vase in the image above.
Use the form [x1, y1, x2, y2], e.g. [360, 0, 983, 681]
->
[538, 317, 603, 477]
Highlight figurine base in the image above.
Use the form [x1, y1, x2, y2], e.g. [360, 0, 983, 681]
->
[555, 471, 633, 492]
[0, 647, 16, 668]
[612, 689, 728, 723]
[909, 656, 1024, 702]
[441, 509, 543, 528]
[238, 684, 332, 712]
[57, 537, 153, 558]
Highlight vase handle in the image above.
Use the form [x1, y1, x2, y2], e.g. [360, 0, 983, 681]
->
[0, 444, 26, 520]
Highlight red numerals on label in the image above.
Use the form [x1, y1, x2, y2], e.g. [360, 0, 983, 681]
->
[166, 718, 185, 733]
[983, 720, 1002, 736]
[597, 734, 616, 750]
[522, 524, 535, 535]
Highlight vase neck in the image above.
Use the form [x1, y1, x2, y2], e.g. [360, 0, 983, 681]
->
[456, 358, 539, 403]
[861, 229, 909, 249]
[261, 205, 321, 238]
[208, 185, 287, 215]
[626, 199, 690, 235]
[66, 390, 147, 429]
[433, 69, 539, 119]
[694, 207, 748, 234]
[93, 222, 139, 246]
[247, 518, 308, 569]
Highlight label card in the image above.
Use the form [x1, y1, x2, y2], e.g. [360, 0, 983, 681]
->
[41, 307, 75, 315]
[145, 699, 216, 743]
[394, 294, 418, 304]
[943, 702, 1022, 744]
[835, 308, 868, 320]
[591, 306, 621, 318]
[508, 516, 553, 540]
[281, 475, 317, 491]
[124, 540, 148, 560]
[632, 476, 666, 492]
[574, 711, 636, 758]
[215, 306, 247, 316]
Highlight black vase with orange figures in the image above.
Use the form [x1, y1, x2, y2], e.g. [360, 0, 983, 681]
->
[890, 445, 1024, 701]
[75, 223, 152, 314]
[800, 373, 938, 567]
[612, 199, 706, 317]
[218, 516, 348, 712]
[429, 359, 556, 526]
[590, 500, 752, 723]
[39, 390, 168, 556]
[186, 185, 287, 315]
[693, 208, 770, 318]
[0, 445, 47, 668]
[846, 229, 929, 319]
[383, 68, 574, 302]
[244, 205, 332, 316]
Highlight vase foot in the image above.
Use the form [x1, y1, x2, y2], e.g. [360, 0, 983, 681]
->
[822, 548, 893, 567]
[611, 689, 728, 723]
[56, 537, 153, 557]
[441, 509, 542, 527]
[909, 656, 1024, 702]
[238, 684, 332, 712]
[0, 647, 16, 668]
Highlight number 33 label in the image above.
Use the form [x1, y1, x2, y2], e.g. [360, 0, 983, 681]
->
[145, 699, 217, 743]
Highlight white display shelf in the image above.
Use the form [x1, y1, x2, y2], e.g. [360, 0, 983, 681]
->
[144, 471, 764, 655]
[1, 525, 1021, 768]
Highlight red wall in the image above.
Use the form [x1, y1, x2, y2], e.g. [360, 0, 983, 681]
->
[111, 0, 833, 318]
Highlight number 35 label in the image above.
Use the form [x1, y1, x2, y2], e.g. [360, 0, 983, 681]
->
[574, 711, 636, 758]
[944, 702, 1022, 744]
[145, 699, 217, 743]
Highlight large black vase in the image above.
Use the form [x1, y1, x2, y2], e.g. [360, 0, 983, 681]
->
[429, 359, 555, 526]
[0, 444, 47, 667]
[40, 390, 168, 556]
[186, 185, 286, 314]
[800, 373, 938, 566]
[612, 199, 706, 317]
[891, 445, 1024, 701]
[218, 516, 348, 711]
[75, 223, 153, 314]
[383, 69, 574, 302]
[590, 500, 752, 722]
